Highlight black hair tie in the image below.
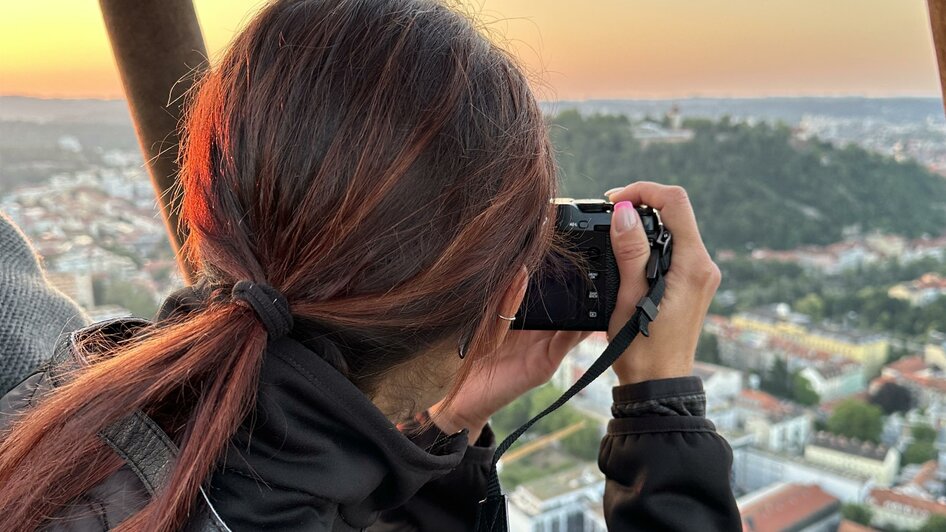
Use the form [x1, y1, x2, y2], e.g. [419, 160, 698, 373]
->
[231, 280, 294, 338]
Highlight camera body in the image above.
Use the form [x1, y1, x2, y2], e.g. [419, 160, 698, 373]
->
[513, 199, 670, 331]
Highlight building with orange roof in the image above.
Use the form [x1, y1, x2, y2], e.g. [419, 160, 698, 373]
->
[901, 459, 941, 498]
[885, 356, 928, 376]
[738, 482, 840, 532]
[889, 273, 946, 306]
[877, 355, 946, 413]
[866, 488, 946, 530]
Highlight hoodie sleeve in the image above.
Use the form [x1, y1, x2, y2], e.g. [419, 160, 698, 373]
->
[600, 377, 741, 531]
[374, 377, 740, 532]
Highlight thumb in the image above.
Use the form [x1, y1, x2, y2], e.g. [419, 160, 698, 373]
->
[608, 201, 651, 336]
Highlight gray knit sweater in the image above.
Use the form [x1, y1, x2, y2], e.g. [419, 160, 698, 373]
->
[0, 213, 88, 394]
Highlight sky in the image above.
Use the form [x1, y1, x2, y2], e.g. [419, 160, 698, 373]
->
[0, 0, 941, 101]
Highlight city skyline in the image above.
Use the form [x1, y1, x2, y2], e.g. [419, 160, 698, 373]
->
[0, 0, 942, 100]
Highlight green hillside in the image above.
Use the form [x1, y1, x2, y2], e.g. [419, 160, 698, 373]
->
[550, 111, 946, 251]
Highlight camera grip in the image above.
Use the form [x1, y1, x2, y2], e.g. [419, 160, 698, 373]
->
[604, 233, 619, 324]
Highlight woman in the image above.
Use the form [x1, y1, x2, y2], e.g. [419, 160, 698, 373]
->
[0, 0, 739, 530]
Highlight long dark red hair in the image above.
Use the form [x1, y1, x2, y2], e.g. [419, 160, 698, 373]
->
[0, 0, 558, 529]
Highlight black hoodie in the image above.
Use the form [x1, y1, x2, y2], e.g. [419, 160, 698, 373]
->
[0, 287, 740, 531]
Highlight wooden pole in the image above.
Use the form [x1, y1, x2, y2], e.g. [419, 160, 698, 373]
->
[99, 0, 207, 283]
[929, 0, 946, 116]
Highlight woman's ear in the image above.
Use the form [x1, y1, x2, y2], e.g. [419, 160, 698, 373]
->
[499, 266, 529, 320]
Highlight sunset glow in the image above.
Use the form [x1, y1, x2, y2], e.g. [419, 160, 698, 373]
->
[0, 0, 940, 100]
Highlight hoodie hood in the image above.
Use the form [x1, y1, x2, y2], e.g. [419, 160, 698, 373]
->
[159, 285, 469, 530]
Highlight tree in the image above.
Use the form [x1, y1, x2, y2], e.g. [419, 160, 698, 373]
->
[794, 293, 826, 321]
[840, 503, 873, 526]
[492, 393, 533, 438]
[920, 515, 946, 532]
[761, 358, 792, 399]
[551, 114, 946, 253]
[827, 399, 883, 443]
[869, 382, 913, 415]
[913, 423, 937, 443]
[561, 425, 602, 462]
[792, 373, 820, 406]
[903, 440, 937, 466]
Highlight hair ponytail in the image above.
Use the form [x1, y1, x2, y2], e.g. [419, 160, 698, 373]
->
[0, 303, 269, 531]
[0, 0, 560, 528]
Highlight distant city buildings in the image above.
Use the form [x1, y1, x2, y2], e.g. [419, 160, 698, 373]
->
[736, 389, 812, 454]
[730, 304, 889, 374]
[732, 446, 871, 503]
[630, 121, 694, 147]
[873, 355, 946, 425]
[1, 157, 181, 319]
[507, 465, 605, 532]
[730, 233, 946, 276]
[804, 432, 900, 487]
[738, 482, 841, 532]
[552, 332, 615, 416]
[715, 309, 871, 403]
[799, 362, 865, 404]
[866, 488, 946, 531]
[693, 362, 743, 431]
[889, 273, 946, 307]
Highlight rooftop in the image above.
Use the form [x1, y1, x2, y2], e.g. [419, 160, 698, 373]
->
[907, 460, 939, 489]
[738, 304, 887, 343]
[905, 273, 946, 291]
[886, 356, 928, 375]
[738, 389, 806, 421]
[868, 488, 946, 518]
[739, 483, 839, 532]
[771, 337, 862, 378]
[809, 431, 889, 461]
[881, 357, 946, 394]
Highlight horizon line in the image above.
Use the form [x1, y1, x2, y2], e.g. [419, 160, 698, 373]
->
[1, 92, 943, 103]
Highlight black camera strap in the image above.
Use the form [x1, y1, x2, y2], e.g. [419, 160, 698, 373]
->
[473, 249, 670, 532]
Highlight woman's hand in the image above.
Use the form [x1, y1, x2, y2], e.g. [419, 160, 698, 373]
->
[606, 182, 721, 385]
[430, 181, 719, 438]
[430, 328, 590, 442]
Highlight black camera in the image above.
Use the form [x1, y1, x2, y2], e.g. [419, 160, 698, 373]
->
[513, 199, 671, 331]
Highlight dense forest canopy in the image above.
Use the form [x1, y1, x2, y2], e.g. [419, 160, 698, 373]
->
[549, 111, 946, 252]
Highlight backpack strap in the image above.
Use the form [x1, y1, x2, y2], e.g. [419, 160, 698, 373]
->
[98, 411, 176, 497]
[49, 320, 231, 532]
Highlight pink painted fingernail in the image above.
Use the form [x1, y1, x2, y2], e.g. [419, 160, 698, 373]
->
[613, 201, 637, 233]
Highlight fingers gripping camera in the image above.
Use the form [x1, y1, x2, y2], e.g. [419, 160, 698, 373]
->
[514, 198, 672, 331]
